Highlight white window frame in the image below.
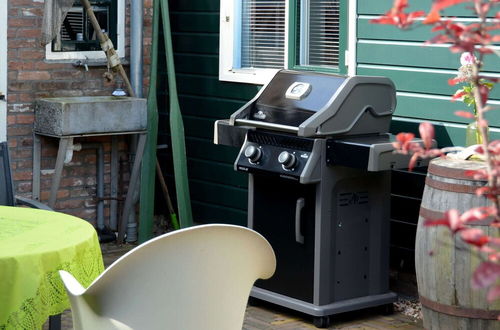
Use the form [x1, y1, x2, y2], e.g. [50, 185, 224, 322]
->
[219, 0, 289, 85]
[45, 0, 125, 61]
[220, 0, 356, 85]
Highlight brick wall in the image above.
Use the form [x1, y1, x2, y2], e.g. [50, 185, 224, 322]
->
[7, 0, 153, 226]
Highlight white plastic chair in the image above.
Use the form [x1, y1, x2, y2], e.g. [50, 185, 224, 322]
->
[59, 224, 276, 330]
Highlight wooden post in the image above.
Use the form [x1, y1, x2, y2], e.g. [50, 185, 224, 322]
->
[79, 0, 135, 97]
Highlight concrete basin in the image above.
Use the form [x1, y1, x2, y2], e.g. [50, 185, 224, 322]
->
[34, 96, 147, 136]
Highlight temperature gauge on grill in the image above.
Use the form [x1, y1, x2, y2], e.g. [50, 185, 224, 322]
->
[285, 82, 311, 100]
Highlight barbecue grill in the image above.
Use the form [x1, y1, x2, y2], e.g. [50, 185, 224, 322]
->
[214, 70, 425, 328]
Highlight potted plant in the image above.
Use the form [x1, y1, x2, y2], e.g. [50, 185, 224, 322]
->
[372, 0, 500, 328]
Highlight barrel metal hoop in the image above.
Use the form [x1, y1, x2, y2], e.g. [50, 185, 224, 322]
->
[419, 206, 443, 220]
[425, 176, 481, 194]
[428, 160, 486, 182]
[419, 295, 500, 320]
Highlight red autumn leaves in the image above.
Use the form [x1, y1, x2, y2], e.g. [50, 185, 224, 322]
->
[374, 0, 500, 302]
[372, 0, 500, 54]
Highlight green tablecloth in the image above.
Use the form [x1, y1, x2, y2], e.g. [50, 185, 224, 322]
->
[0, 206, 104, 329]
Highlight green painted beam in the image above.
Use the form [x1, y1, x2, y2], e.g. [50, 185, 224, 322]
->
[189, 180, 248, 209]
[358, 0, 494, 17]
[138, 0, 160, 243]
[175, 75, 260, 99]
[394, 94, 500, 127]
[172, 33, 219, 54]
[192, 201, 247, 226]
[357, 41, 500, 71]
[174, 54, 219, 75]
[170, 0, 219, 12]
[178, 95, 247, 118]
[160, 0, 193, 228]
[391, 118, 500, 147]
[357, 66, 500, 100]
[187, 159, 247, 187]
[185, 138, 240, 163]
[171, 12, 219, 33]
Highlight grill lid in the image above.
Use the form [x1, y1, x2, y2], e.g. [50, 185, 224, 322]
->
[229, 70, 396, 137]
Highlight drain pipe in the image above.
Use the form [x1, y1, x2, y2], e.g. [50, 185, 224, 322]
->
[130, 0, 143, 98]
[125, 0, 144, 242]
[81, 143, 105, 231]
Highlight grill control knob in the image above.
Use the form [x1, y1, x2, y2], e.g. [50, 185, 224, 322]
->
[244, 145, 262, 163]
[278, 151, 296, 169]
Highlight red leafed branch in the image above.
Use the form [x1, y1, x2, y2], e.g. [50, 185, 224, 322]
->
[373, 0, 500, 301]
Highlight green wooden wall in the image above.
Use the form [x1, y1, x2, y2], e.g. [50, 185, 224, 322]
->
[357, 0, 500, 273]
[357, 0, 500, 146]
[157, 0, 258, 226]
[159, 0, 498, 274]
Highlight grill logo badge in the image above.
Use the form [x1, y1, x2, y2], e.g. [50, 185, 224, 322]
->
[338, 192, 368, 207]
[253, 110, 266, 120]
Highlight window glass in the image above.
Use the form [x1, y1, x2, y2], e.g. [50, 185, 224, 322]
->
[297, 0, 340, 68]
[240, 0, 286, 69]
[52, 0, 116, 52]
[219, 0, 346, 84]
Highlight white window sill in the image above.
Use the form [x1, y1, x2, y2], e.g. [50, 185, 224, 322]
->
[219, 68, 279, 85]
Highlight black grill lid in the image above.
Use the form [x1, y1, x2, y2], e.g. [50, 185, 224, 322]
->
[229, 70, 396, 138]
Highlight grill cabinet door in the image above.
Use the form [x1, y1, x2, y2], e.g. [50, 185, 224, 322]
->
[251, 175, 316, 303]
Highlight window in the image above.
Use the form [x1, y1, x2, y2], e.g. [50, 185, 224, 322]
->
[45, 0, 125, 61]
[219, 0, 347, 84]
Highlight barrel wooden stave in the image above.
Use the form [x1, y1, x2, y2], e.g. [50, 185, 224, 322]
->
[416, 157, 500, 330]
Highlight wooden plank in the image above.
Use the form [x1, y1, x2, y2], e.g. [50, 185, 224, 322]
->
[357, 41, 500, 72]
[391, 169, 427, 199]
[358, 17, 500, 42]
[171, 32, 219, 54]
[358, 17, 435, 42]
[188, 158, 247, 187]
[390, 118, 500, 147]
[358, 0, 490, 17]
[190, 180, 247, 209]
[176, 74, 260, 100]
[186, 138, 240, 163]
[435, 225, 454, 323]
[171, 12, 219, 33]
[391, 196, 421, 225]
[160, 169, 247, 209]
[178, 95, 247, 119]
[170, 0, 219, 12]
[192, 201, 247, 226]
[394, 94, 500, 127]
[157, 134, 240, 164]
[174, 54, 219, 75]
[390, 221, 417, 250]
[357, 65, 500, 100]
[389, 246, 415, 272]
[183, 116, 217, 139]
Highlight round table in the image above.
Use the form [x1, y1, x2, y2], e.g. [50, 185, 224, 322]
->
[0, 206, 104, 329]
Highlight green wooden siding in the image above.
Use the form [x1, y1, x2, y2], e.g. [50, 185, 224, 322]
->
[357, 1, 500, 147]
[357, 0, 500, 273]
[159, 0, 497, 276]
[359, 0, 491, 17]
[158, 0, 256, 226]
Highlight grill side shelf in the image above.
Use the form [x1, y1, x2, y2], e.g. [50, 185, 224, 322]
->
[326, 135, 432, 171]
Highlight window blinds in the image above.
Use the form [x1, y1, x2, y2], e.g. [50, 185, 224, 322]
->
[241, 0, 286, 69]
[299, 0, 340, 68]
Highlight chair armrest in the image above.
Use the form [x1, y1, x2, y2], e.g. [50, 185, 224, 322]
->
[15, 196, 53, 210]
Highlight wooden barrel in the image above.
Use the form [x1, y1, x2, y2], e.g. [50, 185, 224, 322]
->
[416, 157, 500, 329]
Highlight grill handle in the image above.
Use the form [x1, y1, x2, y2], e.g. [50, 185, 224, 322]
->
[295, 197, 305, 244]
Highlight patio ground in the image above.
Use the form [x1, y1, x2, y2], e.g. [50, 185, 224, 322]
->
[44, 242, 423, 329]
